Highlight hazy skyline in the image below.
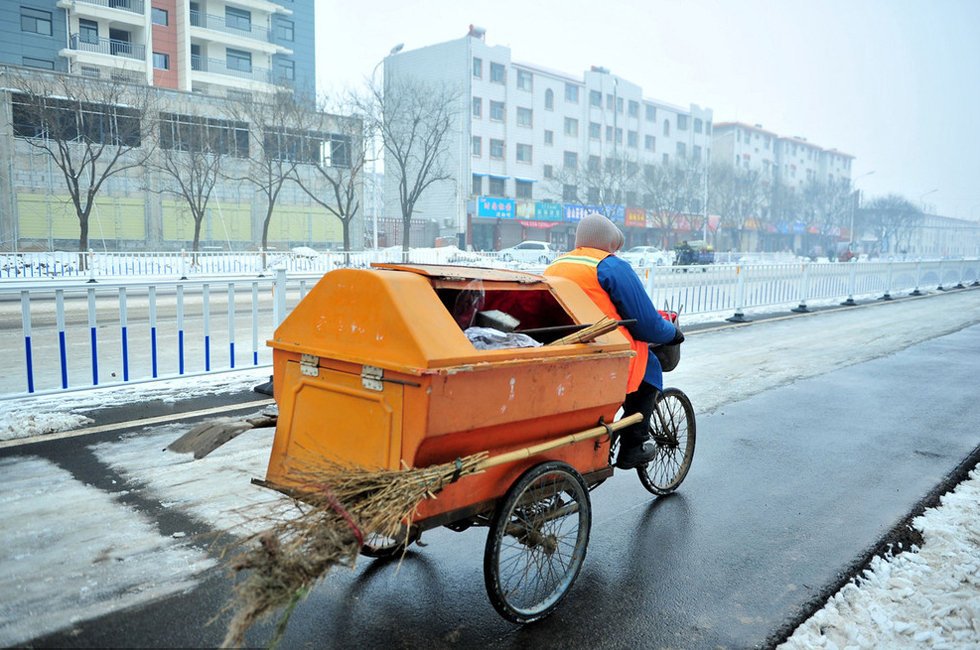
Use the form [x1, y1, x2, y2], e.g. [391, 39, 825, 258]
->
[316, 0, 980, 220]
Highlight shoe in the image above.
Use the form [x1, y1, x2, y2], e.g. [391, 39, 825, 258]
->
[616, 438, 657, 469]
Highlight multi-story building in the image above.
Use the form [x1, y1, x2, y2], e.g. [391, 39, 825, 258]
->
[2, 1, 315, 97]
[0, 3, 362, 254]
[711, 122, 853, 189]
[385, 28, 713, 251]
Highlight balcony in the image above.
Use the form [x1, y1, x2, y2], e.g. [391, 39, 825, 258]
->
[69, 0, 145, 13]
[189, 10, 271, 42]
[68, 34, 145, 60]
[191, 56, 271, 84]
[58, 0, 146, 26]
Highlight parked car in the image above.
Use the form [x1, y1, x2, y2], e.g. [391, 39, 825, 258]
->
[619, 245, 673, 268]
[497, 241, 559, 264]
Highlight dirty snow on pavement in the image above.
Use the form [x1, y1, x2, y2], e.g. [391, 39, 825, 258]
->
[780, 463, 980, 649]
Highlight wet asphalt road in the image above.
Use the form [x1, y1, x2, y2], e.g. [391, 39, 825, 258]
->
[27, 323, 980, 649]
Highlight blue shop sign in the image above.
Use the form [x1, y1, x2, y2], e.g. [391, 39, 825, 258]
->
[534, 202, 563, 221]
[477, 197, 516, 219]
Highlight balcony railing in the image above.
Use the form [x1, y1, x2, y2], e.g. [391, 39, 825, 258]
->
[69, 34, 145, 60]
[189, 10, 271, 42]
[191, 56, 271, 84]
[72, 0, 145, 13]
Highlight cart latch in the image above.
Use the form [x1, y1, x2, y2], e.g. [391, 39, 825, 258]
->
[362, 365, 384, 391]
[300, 354, 319, 377]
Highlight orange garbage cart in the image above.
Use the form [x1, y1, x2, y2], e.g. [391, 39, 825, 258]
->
[260, 263, 697, 623]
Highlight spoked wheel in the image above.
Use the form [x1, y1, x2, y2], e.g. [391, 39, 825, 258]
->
[484, 461, 591, 623]
[637, 387, 696, 495]
[359, 526, 420, 559]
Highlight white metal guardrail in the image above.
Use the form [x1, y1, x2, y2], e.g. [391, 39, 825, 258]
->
[3, 259, 978, 398]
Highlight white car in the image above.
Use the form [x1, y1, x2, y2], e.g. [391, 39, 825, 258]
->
[497, 241, 559, 264]
[619, 246, 672, 267]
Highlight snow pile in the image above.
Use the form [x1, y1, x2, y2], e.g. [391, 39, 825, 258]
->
[781, 463, 980, 649]
[0, 412, 94, 440]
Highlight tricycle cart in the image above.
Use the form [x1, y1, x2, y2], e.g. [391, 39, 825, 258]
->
[260, 264, 695, 623]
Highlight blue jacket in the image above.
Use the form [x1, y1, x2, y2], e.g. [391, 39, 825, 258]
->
[597, 255, 677, 389]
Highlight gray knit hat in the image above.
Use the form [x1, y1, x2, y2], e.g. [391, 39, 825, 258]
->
[575, 212, 625, 252]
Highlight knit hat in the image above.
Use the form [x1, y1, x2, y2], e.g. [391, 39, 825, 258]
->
[575, 212, 625, 252]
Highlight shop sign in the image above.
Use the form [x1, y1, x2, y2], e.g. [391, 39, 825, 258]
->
[477, 197, 516, 219]
[534, 201, 564, 221]
[625, 208, 647, 227]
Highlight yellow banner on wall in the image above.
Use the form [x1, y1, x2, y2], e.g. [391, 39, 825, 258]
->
[17, 194, 146, 240]
[162, 201, 252, 242]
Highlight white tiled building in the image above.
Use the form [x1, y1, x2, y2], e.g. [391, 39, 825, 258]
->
[384, 28, 713, 251]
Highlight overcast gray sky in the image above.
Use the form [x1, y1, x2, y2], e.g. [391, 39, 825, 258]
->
[316, 0, 980, 221]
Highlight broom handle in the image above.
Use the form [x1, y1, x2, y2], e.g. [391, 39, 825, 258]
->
[474, 413, 643, 471]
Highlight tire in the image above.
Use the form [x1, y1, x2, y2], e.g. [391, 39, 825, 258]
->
[502, 253, 513, 262]
[484, 461, 591, 623]
[637, 387, 696, 495]
[359, 527, 419, 559]
[538, 255, 549, 264]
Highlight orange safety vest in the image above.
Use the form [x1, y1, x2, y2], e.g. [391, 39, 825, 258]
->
[545, 247, 648, 393]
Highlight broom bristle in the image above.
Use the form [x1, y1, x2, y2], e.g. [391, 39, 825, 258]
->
[221, 452, 488, 648]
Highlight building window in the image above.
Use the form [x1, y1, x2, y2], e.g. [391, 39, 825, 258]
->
[472, 97, 482, 118]
[275, 19, 294, 41]
[276, 59, 295, 81]
[563, 150, 578, 169]
[517, 107, 533, 127]
[588, 155, 600, 172]
[544, 130, 553, 146]
[151, 7, 169, 26]
[589, 90, 601, 107]
[677, 114, 688, 130]
[645, 135, 655, 151]
[564, 117, 578, 137]
[676, 142, 686, 158]
[227, 48, 252, 73]
[80, 65, 100, 77]
[605, 125, 613, 142]
[225, 6, 252, 32]
[645, 104, 656, 121]
[516, 143, 532, 163]
[490, 62, 505, 84]
[540, 89, 552, 111]
[663, 119, 671, 137]
[153, 52, 170, 70]
[473, 57, 482, 78]
[562, 184, 577, 201]
[606, 94, 614, 110]
[22, 57, 54, 70]
[79, 19, 99, 45]
[517, 69, 532, 91]
[489, 176, 505, 196]
[565, 83, 579, 103]
[472, 136, 482, 156]
[587, 187, 599, 204]
[516, 179, 532, 199]
[490, 138, 504, 159]
[617, 97, 623, 113]
[628, 100, 639, 118]
[472, 174, 482, 196]
[490, 100, 505, 122]
[21, 7, 52, 36]
[615, 128, 622, 144]
[589, 122, 600, 140]
[627, 130, 638, 148]
[694, 118, 703, 134]
[663, 153, 670, 165]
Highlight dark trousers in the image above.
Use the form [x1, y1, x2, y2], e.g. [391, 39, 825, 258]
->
[620, 381, 660, 447]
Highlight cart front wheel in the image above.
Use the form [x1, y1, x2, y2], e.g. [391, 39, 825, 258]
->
[637, 387, 696, 495]
[360, 526, 420, 559]
[484, 461, 591, 624]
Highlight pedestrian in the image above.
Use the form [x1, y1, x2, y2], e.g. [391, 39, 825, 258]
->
[545, 212, 683, 469]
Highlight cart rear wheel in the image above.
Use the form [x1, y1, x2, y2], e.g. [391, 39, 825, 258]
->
[484, 461, 591, 623]
[637, 387, 696, 495]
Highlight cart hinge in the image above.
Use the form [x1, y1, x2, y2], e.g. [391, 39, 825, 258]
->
[362, 365, 383, 391]
[300, 354, 319, 377]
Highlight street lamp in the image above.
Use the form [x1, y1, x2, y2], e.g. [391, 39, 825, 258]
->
[369, 43, 404, 250]
[848, 170, 875, 247]
[918, 188, 938, 212]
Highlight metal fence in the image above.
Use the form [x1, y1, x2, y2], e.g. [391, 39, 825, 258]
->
[3, 258, 978, 398]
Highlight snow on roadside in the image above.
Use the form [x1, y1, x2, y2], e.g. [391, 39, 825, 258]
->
[780, 463, 980, 649]
[0, 368, 270, 442]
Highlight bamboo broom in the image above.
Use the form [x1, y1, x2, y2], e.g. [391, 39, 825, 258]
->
[221, 413, 641, 648]
[546, 315, 621, 346]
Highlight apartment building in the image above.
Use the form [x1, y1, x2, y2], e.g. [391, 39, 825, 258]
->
[712, 122, 853, 189]
[2, 1, 315, 97]
[384, 28, 713, 251]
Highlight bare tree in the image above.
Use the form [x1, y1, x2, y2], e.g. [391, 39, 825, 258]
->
[640, 160, 701, 246]
[362, 76, 460, 257]
[860, 194, 923, 255]
[709, 164, 768, 250]
[549, 152, 639, 219]
[225, 91, 312, 253]
[289, 96, 365, 255]
[148, 108, 246, 253]
[6, 68, 155, 261]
